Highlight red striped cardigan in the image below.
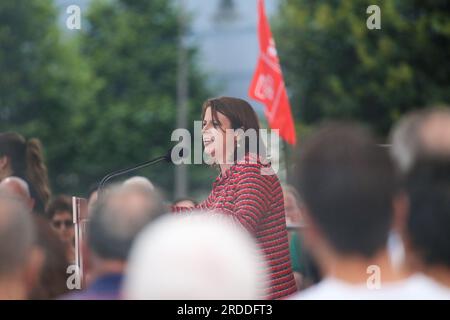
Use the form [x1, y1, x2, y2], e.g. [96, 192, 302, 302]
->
[173, 155, 297, 299]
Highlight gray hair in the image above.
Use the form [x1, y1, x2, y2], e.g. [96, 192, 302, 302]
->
[389, 111, 424, 173]
[123, 213, 267, 299]
[389, 106, 450, 173]
[88, 184, 167, 261]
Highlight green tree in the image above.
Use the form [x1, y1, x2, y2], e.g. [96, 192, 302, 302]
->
[0, 0, 97, 194]
[274, 0, 450, 135]
[77, 0, 212, 197]
[1, 0, 213, 198]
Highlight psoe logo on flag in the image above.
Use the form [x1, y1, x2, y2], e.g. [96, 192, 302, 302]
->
[254, 74, 275, 101]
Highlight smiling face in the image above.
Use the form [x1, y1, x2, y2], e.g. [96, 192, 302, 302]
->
[200, 97, 263, 169]
[202, 107, 235, 166]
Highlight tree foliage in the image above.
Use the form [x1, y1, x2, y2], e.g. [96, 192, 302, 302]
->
[274, 0, 450, 135]
[0, 0, 212, 197]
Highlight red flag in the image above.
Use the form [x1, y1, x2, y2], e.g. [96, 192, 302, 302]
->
[248, 0, 296, 145]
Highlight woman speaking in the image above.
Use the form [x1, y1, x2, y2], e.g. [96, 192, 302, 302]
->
[173, 96, 297, 299]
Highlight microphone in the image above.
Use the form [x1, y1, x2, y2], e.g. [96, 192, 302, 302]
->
[98, 147, 184, 193]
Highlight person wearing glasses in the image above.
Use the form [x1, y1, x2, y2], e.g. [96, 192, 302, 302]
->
[47, 195, 75, 263]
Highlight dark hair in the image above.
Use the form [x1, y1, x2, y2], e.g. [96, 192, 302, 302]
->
[295, 122, 397, 258]
[405, 157, 450, 268]
[46, 195, 72, 220]
[0, 132, 51, 213]
[29, 215, 69, 299]
[201, 97, 266, 161]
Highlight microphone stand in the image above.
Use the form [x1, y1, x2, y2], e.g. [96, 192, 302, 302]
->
[98, 155, 168, 194]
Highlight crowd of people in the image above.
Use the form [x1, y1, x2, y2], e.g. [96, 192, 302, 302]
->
[0, 98, 449, 300]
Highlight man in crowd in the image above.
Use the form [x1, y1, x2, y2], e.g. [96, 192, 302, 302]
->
[390, 107, 450, 173]
[63, 183, 166, 299]
[0, 191, 43, 299]
[123, 213, 266, 299]
[404, 158, 450, 290]
[291, 123, 449, 299]
[390, 107, 450, 292]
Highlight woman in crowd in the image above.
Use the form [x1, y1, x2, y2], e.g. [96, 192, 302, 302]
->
[29, 215, 70, 299]
[0, 132, 51, 215]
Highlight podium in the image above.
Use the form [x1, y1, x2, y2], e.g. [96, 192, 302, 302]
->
[72, 196, 88, 289]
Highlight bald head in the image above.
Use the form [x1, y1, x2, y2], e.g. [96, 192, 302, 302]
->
[419, 109, 450, 157]
[0, 177, 34, 210]
[123, 176, 154, 192]
[0, 192, 35, 276]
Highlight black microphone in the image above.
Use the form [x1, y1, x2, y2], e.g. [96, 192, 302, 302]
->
[98, 147, 184, 193]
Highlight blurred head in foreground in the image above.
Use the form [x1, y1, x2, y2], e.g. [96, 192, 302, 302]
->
[390, 107, 450, 289]
[88, 183, 166, 270]
[404, 157, 450, 288]
[295, 123, 398, 262]
[64, 183, 166, 300]
[0, 176, 35, 210]
[291, 122, 450, 299]
[390, 106, 450, 173]
[123, 176, 154, 192]
[123, 213, 267, 300]
[0, 191, 42, 299]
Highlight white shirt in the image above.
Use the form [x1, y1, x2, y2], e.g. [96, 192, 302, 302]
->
[290, 274, 450, 300]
